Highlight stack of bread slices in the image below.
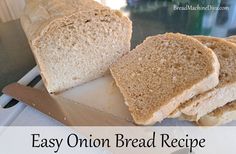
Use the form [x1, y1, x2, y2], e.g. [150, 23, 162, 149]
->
[21, 0, 236, 126]
[111, 33, 236, 126]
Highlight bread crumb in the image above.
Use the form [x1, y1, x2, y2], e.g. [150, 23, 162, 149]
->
[163, 42, 169, 46]
[131, 73, 136, 77]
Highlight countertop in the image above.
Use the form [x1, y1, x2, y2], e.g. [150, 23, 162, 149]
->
[1, 0, 236, 94]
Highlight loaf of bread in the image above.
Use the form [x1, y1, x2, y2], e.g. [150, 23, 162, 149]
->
[110, 33, 220, 125]
[175, 36, 236, 121]
[21, 0, 132, 93]
[198, 100, 236, 126]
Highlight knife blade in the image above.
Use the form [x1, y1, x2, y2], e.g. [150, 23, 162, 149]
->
[2, 83, 134, 126]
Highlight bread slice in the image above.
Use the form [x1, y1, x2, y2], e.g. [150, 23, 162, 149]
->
[175, 36, 236, 121]
[196, 36, 236, 126]
[110, 33, 220, 125]
[198, 100, 236, 126]
[21, 0, 132, 93]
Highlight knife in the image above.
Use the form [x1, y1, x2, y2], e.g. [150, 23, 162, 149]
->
[2, 83, 134, 126]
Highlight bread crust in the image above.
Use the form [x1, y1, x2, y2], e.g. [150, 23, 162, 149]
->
[227, 35, 236, 44]
[21, 0, 106, 42]
[198, 101, 236, 126]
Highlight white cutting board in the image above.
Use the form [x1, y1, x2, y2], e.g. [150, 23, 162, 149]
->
[1, 66, 235, 126]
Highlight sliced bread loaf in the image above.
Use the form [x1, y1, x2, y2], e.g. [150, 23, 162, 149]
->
[21, 0, 132, 93]
[110, 33, 219, 125]
[176, 36, 236, 121]
[198, 100, 236, 126]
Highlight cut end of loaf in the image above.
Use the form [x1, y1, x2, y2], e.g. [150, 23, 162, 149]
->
[111, 33, 220, 125]
[28, 7, 132, 93]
